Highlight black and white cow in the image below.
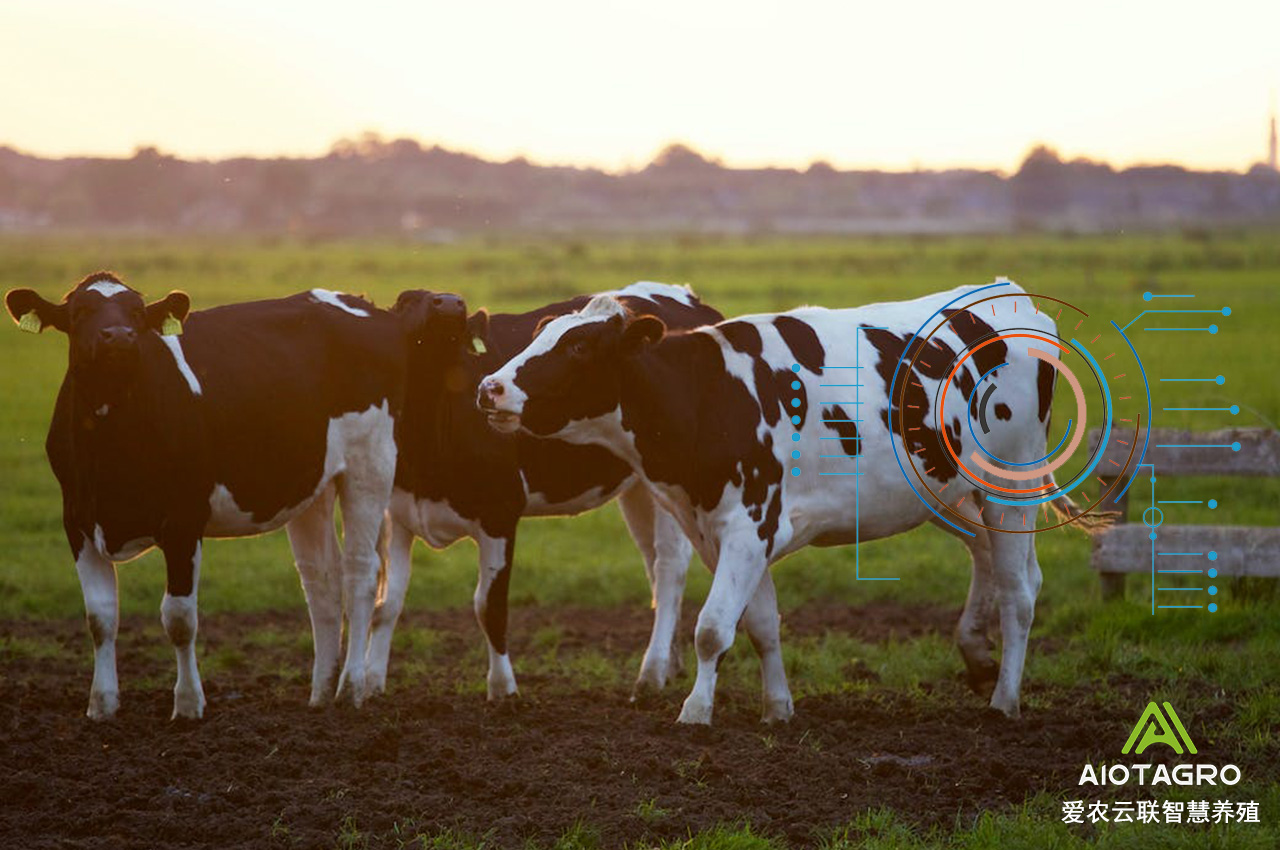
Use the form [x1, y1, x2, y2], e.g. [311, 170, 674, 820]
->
[6, 272, 417, 719]
[479, 280, 1080, 724]
[365, 282, 723, 698]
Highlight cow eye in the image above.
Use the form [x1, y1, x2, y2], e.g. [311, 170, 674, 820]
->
[569, 340, 588, 358]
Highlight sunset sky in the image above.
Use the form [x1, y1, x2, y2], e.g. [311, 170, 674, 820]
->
[4, 0, 1278, 172]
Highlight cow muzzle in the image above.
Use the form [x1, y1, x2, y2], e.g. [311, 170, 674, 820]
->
[477, 377, 522, 433]
[90, 325, 141, 365]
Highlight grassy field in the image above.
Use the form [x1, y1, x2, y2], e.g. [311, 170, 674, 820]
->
[1, 233, 1278, 848]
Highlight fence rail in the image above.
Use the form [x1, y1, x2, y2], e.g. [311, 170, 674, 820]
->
[1085, 427, 1279, 598]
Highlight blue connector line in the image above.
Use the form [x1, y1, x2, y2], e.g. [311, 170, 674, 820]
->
[1121, 309, 1226, 332]
[1109, 321, 1151, 504]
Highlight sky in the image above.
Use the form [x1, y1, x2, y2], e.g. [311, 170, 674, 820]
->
[3, 0, 1278, 173]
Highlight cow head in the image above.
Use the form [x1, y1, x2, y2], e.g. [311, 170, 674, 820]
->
[477, 295, 665, 436]
[390, 289, 473, 350]
[6, 272, 189, 381]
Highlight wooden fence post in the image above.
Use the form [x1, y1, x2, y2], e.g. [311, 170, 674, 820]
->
[1097, 473, 1130, 601]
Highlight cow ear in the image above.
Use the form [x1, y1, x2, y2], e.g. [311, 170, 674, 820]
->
[147, 291, 191, 336]
[5, 289, 68, 334]
[467, 309, 490, 354]
[621, 315, 666, 355]
[533, 313, 557, 338]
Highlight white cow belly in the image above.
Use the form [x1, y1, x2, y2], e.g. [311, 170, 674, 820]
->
[205, 401, 395, 538]
[390, 489, 479, 549]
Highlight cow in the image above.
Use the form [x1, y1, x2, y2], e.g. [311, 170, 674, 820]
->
[365, 282, 723, 698]
[4, 272, 430, 720]
[478, 280, 1087, 724]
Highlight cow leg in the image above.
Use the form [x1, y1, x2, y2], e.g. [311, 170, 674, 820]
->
[474, 533, 518, 699]
[618, 486, 691, 694]
[366, 520, 414, 694]
[286, 487, 343, 706]
[982, 502, 1038, 718]
[678, 536, 768, 725]
[740, 569, 793, 723]
[75, 541, 120, 720]
[931, 500, 1000, 697]
[160, 538, 205, 719]
[334, 472, 393, 708]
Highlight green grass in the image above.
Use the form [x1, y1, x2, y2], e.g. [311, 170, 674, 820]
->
[2, 232, 1278, 847]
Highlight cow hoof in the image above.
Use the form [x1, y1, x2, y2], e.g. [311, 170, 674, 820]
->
[676, 699, 713, 725]
[336, 672, 370, 708]
[86, 690, 119, 721]
[171, 692, 206, 720]
[632, 665, 670, 699]
[988, 697, 1021, 719]
[965, 661, 1000, 699]
[761, 697, 794, 724]
[486, 677, 519, 701]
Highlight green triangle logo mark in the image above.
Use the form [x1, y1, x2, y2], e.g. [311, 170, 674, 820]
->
[1122, 701, 1197, 755]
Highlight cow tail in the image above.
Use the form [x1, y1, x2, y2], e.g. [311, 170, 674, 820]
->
[1044, 471, 1119, 534]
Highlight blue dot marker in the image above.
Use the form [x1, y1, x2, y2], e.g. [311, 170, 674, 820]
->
[1208, 585, 1218, 596]
[792, 449, 800, 459]
[1231, 442, 1241, 452]
[1208, 499, 1218, 509]
[1208, 325, 1218, 334]
[1208, 568, 1218, 578]
[791, 433, 800, 443]
[791, 467, 800, 477]
[1149, 531, 1157, 541]
[1150, 476, 1157, 483]
[1207, 551, 1218, 561]
[1222, 307, 1231, 316]
[1215, 375, 1225, 385]
[791, 398, 801, 408]
[791, 363, 800, 372]
[791, 414, 801, 425]
[1209, 603, 1218, 613]
[1142, 291, 1153, 301]
[1230, 405, 1240, 415]
[791, 380, 801, 390]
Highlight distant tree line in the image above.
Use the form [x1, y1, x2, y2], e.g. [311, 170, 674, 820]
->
[0, 135, 1277, 236]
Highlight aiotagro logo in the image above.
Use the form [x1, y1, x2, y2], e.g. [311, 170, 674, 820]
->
[1080, 701, 1238, 786]
[1122, 701, 1197, 756]
[1062, 701, 1260, 827]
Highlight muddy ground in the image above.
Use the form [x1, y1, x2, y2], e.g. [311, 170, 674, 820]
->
[0, 602, 1241, 848]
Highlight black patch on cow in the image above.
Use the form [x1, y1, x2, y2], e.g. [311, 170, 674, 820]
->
[940, 309, 1008, 377]
[1037, 358, 1055, 422]
[481, 537, 515, 654]
[773, 315, 825, 375]
[720, 320, 763, 358]
[953, 365, 978, 419]
[863, 325, 959, 482]
[756, 364, 807, 430]
[995, 402, 1012, 421]
[822, 405, 861, 456]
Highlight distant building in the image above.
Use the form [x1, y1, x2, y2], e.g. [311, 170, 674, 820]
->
[1270, 103, 1278, 171]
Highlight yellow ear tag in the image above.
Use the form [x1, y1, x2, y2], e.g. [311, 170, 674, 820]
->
[161, 316, 183, 336]
[18, 310, 42, 334]
[472, 336, 487, 354]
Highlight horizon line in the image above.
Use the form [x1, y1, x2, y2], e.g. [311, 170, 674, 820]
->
[3, 135, 1275, 178]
